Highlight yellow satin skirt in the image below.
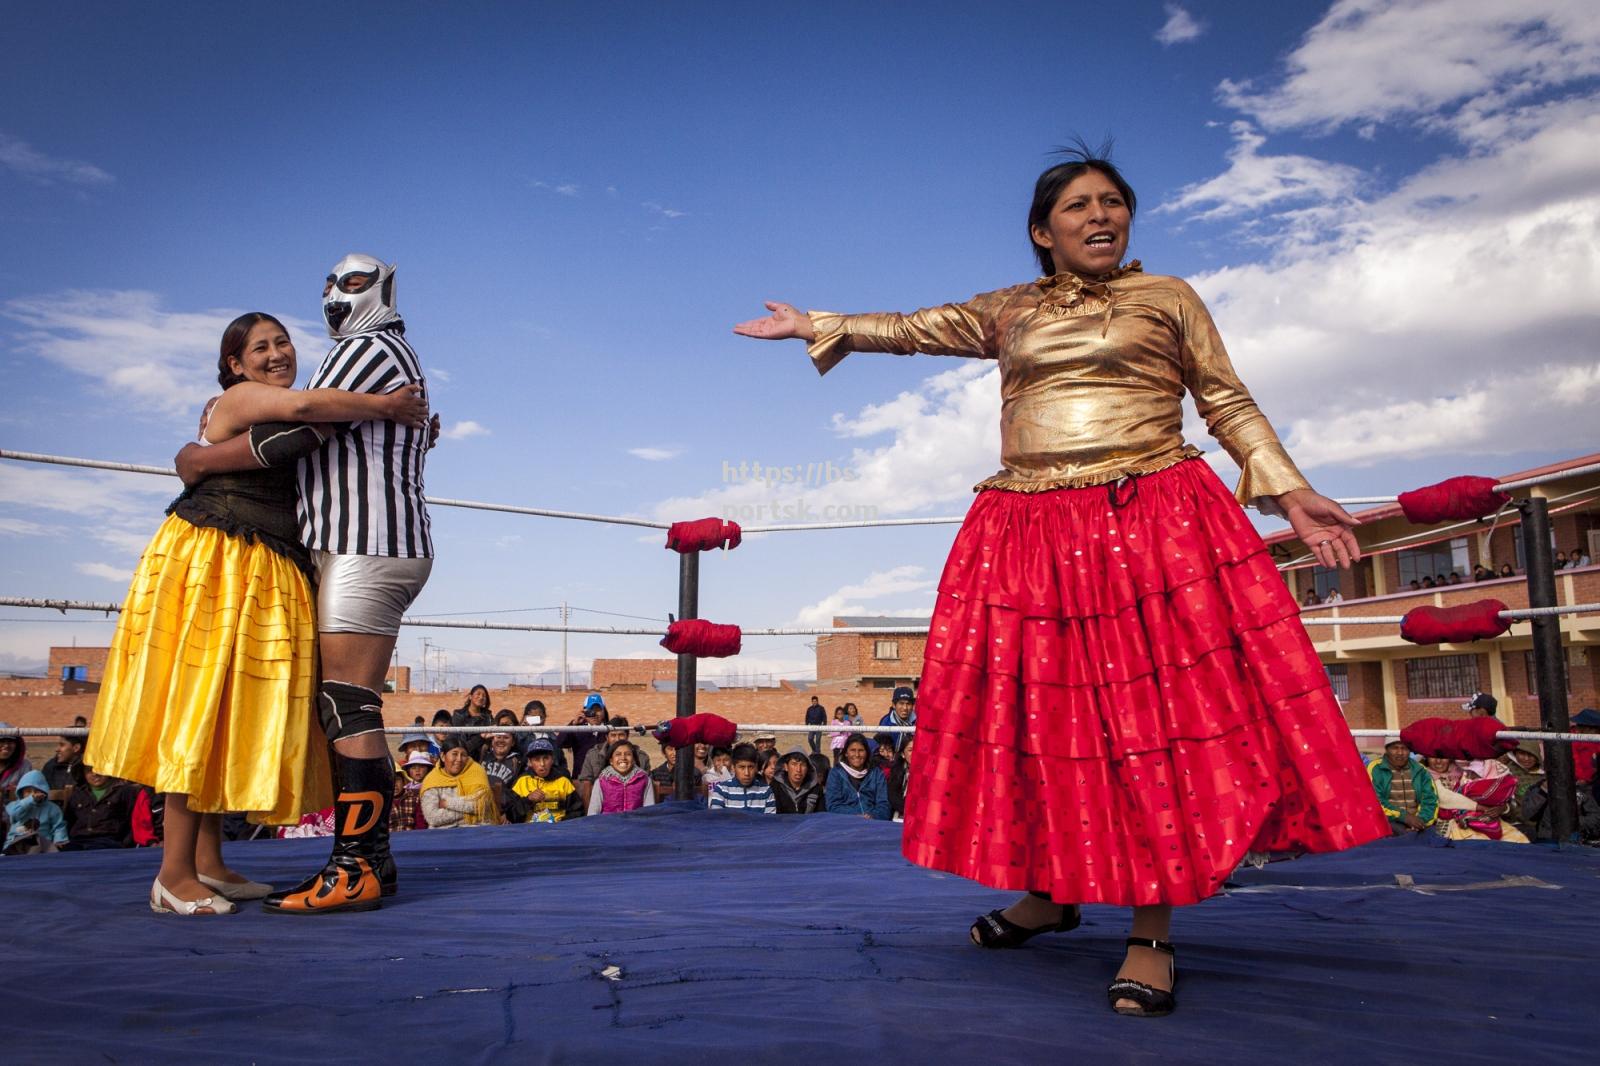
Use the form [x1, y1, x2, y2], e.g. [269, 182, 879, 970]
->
[85, 514, 332, 825]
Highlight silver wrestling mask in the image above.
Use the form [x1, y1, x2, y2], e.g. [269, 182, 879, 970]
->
[323, 253, 399, 338]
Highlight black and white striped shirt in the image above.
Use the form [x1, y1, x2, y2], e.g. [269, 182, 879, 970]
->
[297, 326, 433, 558]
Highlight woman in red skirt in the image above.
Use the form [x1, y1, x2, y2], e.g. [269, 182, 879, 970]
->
[734, 146, 1390, 1017]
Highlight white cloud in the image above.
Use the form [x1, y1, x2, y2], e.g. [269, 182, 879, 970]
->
[441, 420, 491, 441]
[1, 290, 323, 420]
[75, 561, 133, 583]
[1156, 4, 1204, 46]
[531, 180, 581, 197]
[1159, 121, 1362, 226]
[789, 566, 936, 627]
[1218, 0, 1600, 133]
[628, 446, 682, 461]
[0, 517, 61, 537]
[643, 201, 687, 219]
[0, 463, 173, 521]
[648, 360, 999, 525]
[0, 132, 113, 186]
[428, 366, 452, 384]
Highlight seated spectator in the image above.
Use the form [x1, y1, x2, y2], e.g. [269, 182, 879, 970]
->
[709, 743, 776, 814]
[0, 725, 32, 804]
[512, 739, 583, 822]
[1367, 740, 1436, 835]
[588, 740, 655, 815]
[1300, 589, 1318, 607]
[278, 807, 335, 838]
[872, 733, 897, 782]
[1574, 546, 1592, 568]
[1324, 587, 1344, 603]
[807, 753, 834, 790]
[1522, 752, 1600, 843]
[563, 693, 610, 779]
[421, 741, 500, 828]
[1498, 563, 1515, 578]
[451, 685, 495, 759]
[132, 786, 164, 847]
[481, 731, 526, 799]
[752, 732, 779, 758]
[703, 746, 734, 794]
[774, 750, 826, 814]
[429, 709, 455, 753]
[760, 750, 781, 786]
[878, 687, 917, 751]
[826, 733, 891, 820]
[1554, 550, 1569, 569]
[391, 751, 434, 833]
[40, 735, 85, 800]
[1499, 741, 1544, 818]
[519, 701, 566, 772]
[1462, 692, 1498, 718]
[650, 742, 701, 801]
[1408, 579, 1422, 591]
[578, 716, 650, 808]
[1421, 576, 1435, 589]
[61, 764, 138, 850]
[1472, 564, 1492, 582]
[3, 770, 67, 855]
[397, 731, 437, 763]
[889, 736, 915, 822]
[1423, 755, 1528, 843]
[1446, 572, 1462, 585]
[1434, 572, 1448, 586]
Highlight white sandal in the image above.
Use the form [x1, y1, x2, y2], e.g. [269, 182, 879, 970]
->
[198, 873, 274, 901]
[150, 877, 237, 915]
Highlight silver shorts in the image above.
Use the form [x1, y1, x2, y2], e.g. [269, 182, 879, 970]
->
[314, 552, 433, 637]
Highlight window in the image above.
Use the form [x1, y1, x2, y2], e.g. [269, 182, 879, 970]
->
[1325, 665, 1350, 701]
[1397, 538, 1470, 586]
[873, 641, 899, 660]
[1311, 565, 1341, 601]
[1405, 654, 1480, 699]
[59, 665, 88, 682]
[1523, 650, 1572, 697]
[1511, 524, 1557, 571]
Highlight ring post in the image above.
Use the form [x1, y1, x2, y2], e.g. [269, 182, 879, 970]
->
[673, 550, 699, 802]
[1519, 496, 1577, 841]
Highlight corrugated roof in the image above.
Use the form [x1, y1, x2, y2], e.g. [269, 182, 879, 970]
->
[831, 615, 932, 628]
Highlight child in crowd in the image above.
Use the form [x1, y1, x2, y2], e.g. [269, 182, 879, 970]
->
[889, 736, 915, 822]
[774, 750, 826, 815]
[650, 742, 702, 801]
[3, 770, 68, 855]
[761, 750, 781, 786]
[513, 739, 584, 822]
[391, 751, 434, 832]
[480, 732, 526, 798]
[397, 731, 438, 763]
[588, 741, 655, 815]
[703, 746, 735, 793]
[709, 744, 777, 814]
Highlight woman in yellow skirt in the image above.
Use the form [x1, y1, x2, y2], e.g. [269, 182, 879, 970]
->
[85, 312, 428, 916]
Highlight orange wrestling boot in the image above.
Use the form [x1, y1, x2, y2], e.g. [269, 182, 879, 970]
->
[263, 754, 394, 914]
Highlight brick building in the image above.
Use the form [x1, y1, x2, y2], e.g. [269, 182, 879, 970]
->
[815, 616, 930, 688]
[592, 658, 680, 690]
[1270, 453, 1600, 738]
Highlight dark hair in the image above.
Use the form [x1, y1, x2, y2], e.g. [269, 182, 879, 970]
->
[709, 745, 732, 761]
[431, 709, 452, 725]
[439, 737, 470, 755]
[494, 710, 517, 726]
[730, 743, 761, 766]
[1027, 137, 1138, 276]
[458, 685, 490, 714]
[523, 700, 546, 714]
[217, 312, 288, 389]
[606, 739, 637, 762]
[841, 732, 871, 757]
[608, 716, 630, 729]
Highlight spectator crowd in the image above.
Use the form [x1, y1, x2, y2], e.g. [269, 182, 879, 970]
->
[9, 686, 1594, 858]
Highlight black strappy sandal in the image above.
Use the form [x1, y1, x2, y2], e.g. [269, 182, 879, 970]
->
[969, 892, 1082, 949]
[1107, 937, 1177, 1017]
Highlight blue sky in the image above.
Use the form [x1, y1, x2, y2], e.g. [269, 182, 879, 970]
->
[3, 1, 1598, 688]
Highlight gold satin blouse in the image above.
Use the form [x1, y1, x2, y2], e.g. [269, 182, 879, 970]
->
[805, 262, 1309, 507]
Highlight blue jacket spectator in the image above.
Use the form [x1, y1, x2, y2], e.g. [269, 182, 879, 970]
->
[877, 685, 917, 751]
[826, 733, 891, 820]
[4, 770, 69, 854]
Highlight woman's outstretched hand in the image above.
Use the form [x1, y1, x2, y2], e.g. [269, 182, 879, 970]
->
[1277, 488, 1362, 570]
[732, 301, 815, 342]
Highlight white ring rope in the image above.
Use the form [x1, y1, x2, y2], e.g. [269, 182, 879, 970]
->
[4, 597, 1592, 632]
[6, 447, 1596, 535]
[7, 724, 1592, 744]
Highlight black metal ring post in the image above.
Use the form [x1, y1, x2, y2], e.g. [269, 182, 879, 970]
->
[673, 551, 699, 802]
[1519, 496, 1577, 842]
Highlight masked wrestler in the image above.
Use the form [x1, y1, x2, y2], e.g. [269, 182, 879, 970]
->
[180, 255, 436, 913]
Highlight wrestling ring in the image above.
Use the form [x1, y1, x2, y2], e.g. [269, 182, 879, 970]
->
[0, 447, 1594, 1064]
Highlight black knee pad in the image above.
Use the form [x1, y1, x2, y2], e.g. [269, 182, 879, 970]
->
[319, 680, 385, 742]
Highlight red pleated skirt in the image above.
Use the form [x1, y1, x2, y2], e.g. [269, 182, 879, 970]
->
[902, 459, 1389, 907]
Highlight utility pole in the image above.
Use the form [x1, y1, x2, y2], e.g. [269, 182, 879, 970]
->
[560, 601, 569, 693]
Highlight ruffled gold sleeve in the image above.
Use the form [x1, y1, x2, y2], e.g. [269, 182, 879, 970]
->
[805, 291, 1007, 376]
[1174, 280, 1310, 508]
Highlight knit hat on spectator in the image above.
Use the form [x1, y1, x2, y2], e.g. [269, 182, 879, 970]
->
[1462, 692, 1498, 716]
[402, 751, 435, 768]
